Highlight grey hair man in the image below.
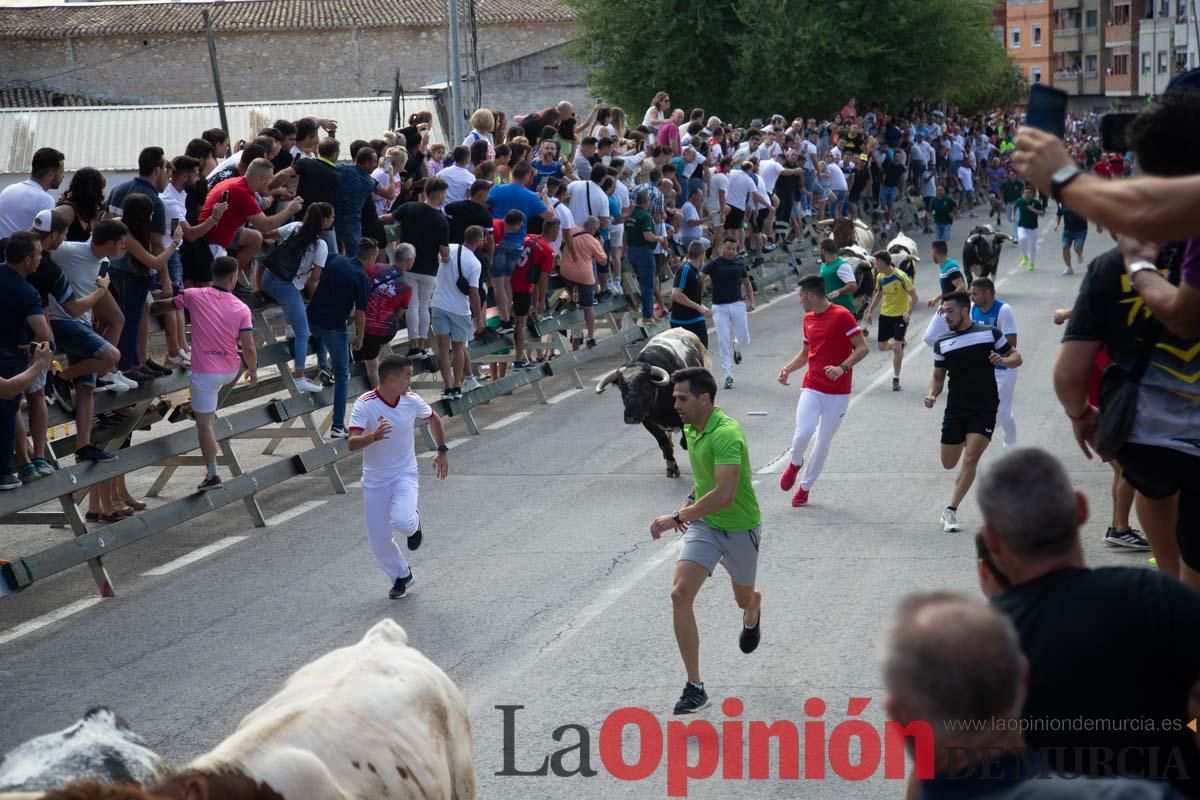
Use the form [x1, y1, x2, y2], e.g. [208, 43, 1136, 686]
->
[976, 447, 1200, 794]
[882, 591, 1185, 798]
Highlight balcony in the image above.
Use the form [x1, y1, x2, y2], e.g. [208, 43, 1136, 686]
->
[1056, 0, 1081, 7]
[1054, 26, 1082, 36]
[1084, 69, 1099, 78]
[1054, 69, 1082, 79]
[1107, 22, 1132, 43]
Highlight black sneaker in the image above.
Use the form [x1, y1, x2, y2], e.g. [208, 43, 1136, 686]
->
[389, 570, 413, 599]
[496, 322, 515, 335]
[144, 358, 173, 377]
[197, 474, 222, 492]
[407, 527, 422, 550]
[724, 375, 734, 390]
[405, 347, 424, 357]
[740, 609, 761, 654]
[1104, 527, 1151, 550]
[441, 388, 456, 401]
[673, 683, 709, 715]
[0, 473, 20, 491]
[51, 374, 76, 414]
[733, 350, 742, 364]
[892, 377, 901, 392]
[76, 444, 117, 463]
[586, 338, 597, 348]
[451, 387, 463, 400]
[318, 367, 335, 387]
[329, 425, 349, 439]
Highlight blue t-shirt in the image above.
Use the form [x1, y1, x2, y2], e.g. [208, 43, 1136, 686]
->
[530, 159, 564, 190]
[487, 183, 547, 247]
[0, 263, 44, 348]
[306, 254, 369, 330]
[601, 195, 620, 243]
[333, 164, 378, 226]
[107, 177, 166, 236]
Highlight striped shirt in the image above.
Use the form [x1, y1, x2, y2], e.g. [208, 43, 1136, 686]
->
[933, 322, 1012, 414]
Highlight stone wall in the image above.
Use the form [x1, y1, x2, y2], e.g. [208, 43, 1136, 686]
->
[477, 42, 594, 122]
[0, 22, 579, 106]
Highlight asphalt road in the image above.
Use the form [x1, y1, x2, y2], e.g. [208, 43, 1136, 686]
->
[0, 215, 1145, 799]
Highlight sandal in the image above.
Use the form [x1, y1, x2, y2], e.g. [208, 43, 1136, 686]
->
[121, 497, 148, 510]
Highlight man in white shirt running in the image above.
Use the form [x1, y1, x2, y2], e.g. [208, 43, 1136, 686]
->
[348, 355, 450, 599]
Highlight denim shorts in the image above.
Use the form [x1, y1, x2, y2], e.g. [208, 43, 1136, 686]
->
[880, 185, 899, 205]
[167, 250, 184, 292]
[51, 317, 112, 387]
[491, 243, 522, 278]
[431, 306, 472, 342]
[1061, 229, 1087, 248]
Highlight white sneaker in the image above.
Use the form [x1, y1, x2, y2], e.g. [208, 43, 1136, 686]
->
[168, 354, 190, 368]
[293, 377, 323, 393]
[177, 348, 192, 364]
[110, 372, 137, 391]
[462, 376, 483, 393]
[940, 508, 961, 533]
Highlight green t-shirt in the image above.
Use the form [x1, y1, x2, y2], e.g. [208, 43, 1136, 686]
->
[685, 408, 761, 531]
[1015, 197, 1045, 229]
[1000, 179, 1024, 204]
[820, 258, 858, 314]
[626, 206, 655, 249]
[1085, 145, 1102, 167]
[931, 195, 957, 225]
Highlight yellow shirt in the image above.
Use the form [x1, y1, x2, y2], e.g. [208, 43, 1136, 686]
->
[877, 269, 914, 317]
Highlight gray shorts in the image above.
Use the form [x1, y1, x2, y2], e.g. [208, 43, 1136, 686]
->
[679, 518, 762, 586]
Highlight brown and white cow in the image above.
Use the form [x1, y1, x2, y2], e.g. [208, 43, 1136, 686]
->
[28, 621, 476, 800]
[818, 217, 874, 253]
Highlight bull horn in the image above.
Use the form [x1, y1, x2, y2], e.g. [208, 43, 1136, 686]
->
[649, 366, 672, 386]
[996, 232, 1014, 241]
[595, 367, 622, 394]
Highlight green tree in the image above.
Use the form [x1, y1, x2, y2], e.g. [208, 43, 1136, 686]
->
[565, 0, 1015, 120]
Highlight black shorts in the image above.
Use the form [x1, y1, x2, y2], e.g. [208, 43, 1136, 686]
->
[512, 291, 533, 318]
[724, 207, 745, 231]
[941, 411, 996, 445]
[353, 333, 393, 362]
[877, 314, 908, 343]
[751, 208, 770, 233]
[1117, 442, 1200, 569]
[569, 280, 595, 308]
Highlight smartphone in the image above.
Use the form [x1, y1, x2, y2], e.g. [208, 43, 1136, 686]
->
[170, 218, 180, 236]
[1101, 112, 1138, 153]
[220, 190, 230, 204]
[98, 258, 109, 279]
[1025, 84, 1069, 139]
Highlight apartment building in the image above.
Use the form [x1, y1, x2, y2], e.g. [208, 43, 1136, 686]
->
[1008, 0, 1055, 86]
[1140, 0, 1198, 94]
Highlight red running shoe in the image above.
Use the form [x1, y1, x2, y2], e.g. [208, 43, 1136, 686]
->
[791, 485, 810, 507]
[779, 459, 802, 491]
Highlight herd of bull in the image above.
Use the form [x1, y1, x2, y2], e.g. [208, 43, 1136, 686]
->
[0, 621, 475, 800]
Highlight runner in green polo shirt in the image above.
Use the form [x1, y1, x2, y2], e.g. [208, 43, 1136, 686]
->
[650, 367, 763, 716]
[817, 237, 858, 316]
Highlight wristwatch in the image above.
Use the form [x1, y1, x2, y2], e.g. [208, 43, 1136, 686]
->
[672, 511, 682, 524]
[1127, 260, 1159, 279]
[1050, 164, 1083, 202]
[436, 444, 449, 453]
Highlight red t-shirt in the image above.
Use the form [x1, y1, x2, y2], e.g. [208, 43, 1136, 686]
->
[492, 218, 506, 246]
[363, 262, 413, 337]
[512, 234, 553, 294]
[200, 176, 261, 249]
[802, 304, 861, 395]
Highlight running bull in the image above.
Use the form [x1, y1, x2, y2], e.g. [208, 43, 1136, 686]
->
[595, 328, 711, 478]
[962, 225, 1014, 281]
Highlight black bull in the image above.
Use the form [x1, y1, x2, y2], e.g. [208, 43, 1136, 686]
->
[595, 328, 711, 478]
[963, 228, 1014, 281]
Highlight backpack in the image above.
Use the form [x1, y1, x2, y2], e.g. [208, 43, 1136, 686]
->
[264, 228, 308, 282]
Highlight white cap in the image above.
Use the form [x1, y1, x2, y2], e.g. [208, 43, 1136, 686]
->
[31, 209, 56, 232]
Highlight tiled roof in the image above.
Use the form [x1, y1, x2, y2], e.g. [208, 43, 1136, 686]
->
[0, 0, 575, 40]
[0, 86, 131, 108]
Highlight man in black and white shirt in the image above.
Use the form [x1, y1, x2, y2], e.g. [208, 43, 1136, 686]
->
[924, 292, 1022, 532]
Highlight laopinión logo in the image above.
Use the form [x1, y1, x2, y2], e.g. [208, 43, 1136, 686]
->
[496, 697, 935, 797]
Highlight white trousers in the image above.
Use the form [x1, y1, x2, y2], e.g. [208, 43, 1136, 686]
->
[1017, 226, 1038, 264]
[712, 301, 750, 378]
[362, 474, 419, 580]
[790, 389, 851, 491]
[995, 368, 1018, 446]
[406, 272, 437, 343]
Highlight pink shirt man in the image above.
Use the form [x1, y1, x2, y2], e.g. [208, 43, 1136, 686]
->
[174, 287, 252, 374]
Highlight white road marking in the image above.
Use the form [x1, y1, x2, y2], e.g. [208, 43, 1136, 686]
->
[141, 536, 248, 576]
[264, 500, 327, 526]
[483, 411, 531, 431]
[547, 388, 582, 404]
[0, 598, 102, 645]
[418, 437, 469, 458]
[754, 258, 1025, 476]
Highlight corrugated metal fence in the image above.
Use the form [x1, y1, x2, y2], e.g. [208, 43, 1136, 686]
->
[0, 95, 444, 174]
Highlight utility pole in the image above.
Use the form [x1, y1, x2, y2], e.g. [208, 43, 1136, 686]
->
[203, 9, 229, 134]
[448, 0, 464, 144]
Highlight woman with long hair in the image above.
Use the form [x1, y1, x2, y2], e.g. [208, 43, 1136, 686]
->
[642, 92, 671, 144]
[592, 107, 616, 140]
[556, 116, 579, 161]
[111, 194, 181, 383]
[609, 107, 628, 143]
[261, 201, 333, 393]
